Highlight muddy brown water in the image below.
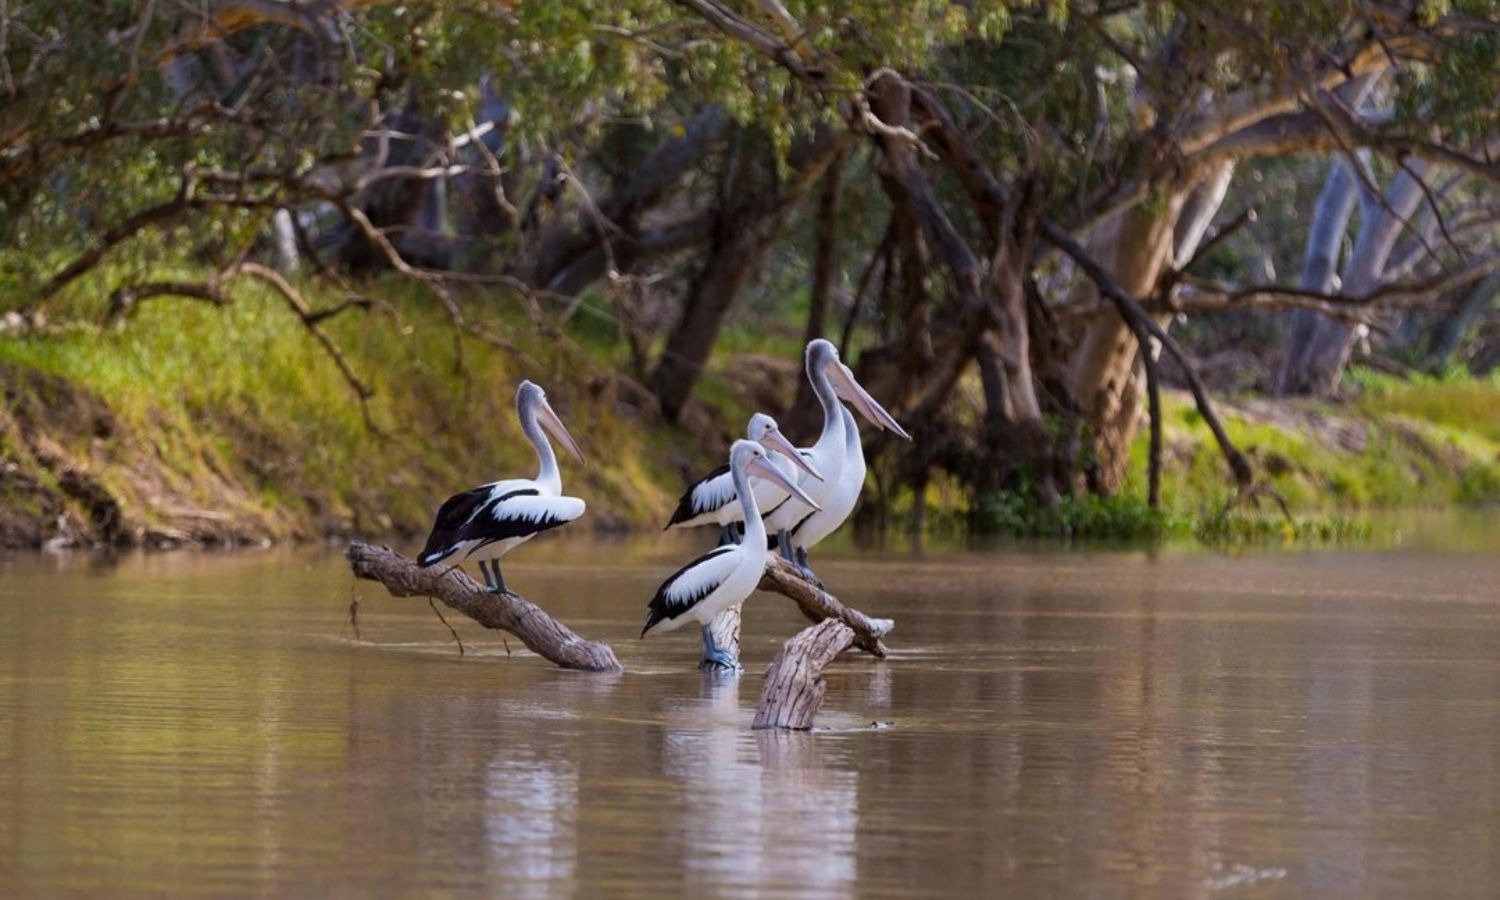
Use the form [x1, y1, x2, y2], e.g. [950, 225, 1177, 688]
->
[3, 522, 1500, 897]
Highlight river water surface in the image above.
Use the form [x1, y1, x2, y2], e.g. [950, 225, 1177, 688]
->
[3, 524, 1500, 897]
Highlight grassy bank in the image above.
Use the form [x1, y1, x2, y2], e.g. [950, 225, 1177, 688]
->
[0, 276, 697, 546]
[3, 271, 1498, 547]
[964, 371, 1500, 542]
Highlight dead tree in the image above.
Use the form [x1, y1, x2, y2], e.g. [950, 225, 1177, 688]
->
[753, 619, 856, 730]
[347, 541, 623, 672]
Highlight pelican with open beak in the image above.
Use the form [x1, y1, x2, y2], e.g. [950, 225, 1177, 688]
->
[663, 413, 823, 545]
[764, 342, 911, 585]
[416, 380, 587, 595]
[643, 440, 821, 670]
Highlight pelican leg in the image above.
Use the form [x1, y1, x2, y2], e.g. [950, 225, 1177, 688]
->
[777, 529, 795, 563]
[477, 560, 496, 591]
[795, 547, 824, 589]
[717, 525, 735, 547]
[699, 624, 742, 673]
[490, 563, 511, 596]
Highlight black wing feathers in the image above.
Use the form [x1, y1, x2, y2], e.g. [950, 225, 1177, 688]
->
[642, 545, 735, 635]
[419, 487, 543, 566]
[664, 463, 731, 529]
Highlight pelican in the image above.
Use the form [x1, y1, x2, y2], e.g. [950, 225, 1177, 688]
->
[642, 440, 821, 669]
[417, 380, 586, 594]
[663, 413, 823, 545]
[764, 341, 909, 582]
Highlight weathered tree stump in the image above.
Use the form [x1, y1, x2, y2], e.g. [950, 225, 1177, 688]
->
[753, 619, 855, 730]
[702, 604, 744, 672]
[346, 541, 622, 673]
[759, 556, 894, 657]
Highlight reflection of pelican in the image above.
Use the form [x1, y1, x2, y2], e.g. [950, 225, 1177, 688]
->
[660, 684, 858, 894]
[765, 341, 909, 585]
[642, 441, 820, 669]
[417, 381, 586, 594]
[664, 413, 823, 546]
[483, 752, 578, 895]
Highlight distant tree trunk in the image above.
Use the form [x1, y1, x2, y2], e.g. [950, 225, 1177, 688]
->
[1065, 161, 1232, 491]
[1281, 162, 1431, 396]
[1277, 159, 1360, 394]
[650, 129, 852, 422]
[1064, 190, 1192, 491]
[788, 154, 845, 430]
[1428, 272, 1500, 370]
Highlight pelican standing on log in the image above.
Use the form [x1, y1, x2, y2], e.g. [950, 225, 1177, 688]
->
[416, 380, 586, 594]
[642, 440, 820, 669]
[663, 413, 823, 545]
[765, 341, 910, 583]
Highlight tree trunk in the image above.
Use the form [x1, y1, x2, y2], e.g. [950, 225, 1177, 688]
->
[1277, 158, 1360, 394]
[788, 154, 845, 429]
[1428, 272, 1500, 370]
[753, 619, 856, 730]
[1282, 162, 1431, 396]
[650, 129, 852, 422]
[1064, 192, 1191, 490]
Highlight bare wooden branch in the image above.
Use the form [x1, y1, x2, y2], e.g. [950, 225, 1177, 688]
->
[753, 619, 855, 730]
[759, 555, 893, 658]
[346, 541, 623, 673]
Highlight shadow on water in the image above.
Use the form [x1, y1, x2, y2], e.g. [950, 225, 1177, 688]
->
[1, 509, 1499, 895]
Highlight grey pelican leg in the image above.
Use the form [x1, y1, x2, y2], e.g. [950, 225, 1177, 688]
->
[777, 529, 794, 563]
[717, 525, 734, 547]
[491, 563, 511, 596]
[478, 560, 497, 591]
[699, 623, 742, 673]
[795, 547, 824, 589]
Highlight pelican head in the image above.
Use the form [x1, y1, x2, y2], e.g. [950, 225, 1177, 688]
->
[517, 380, 586, 464]
[807, 342, 912, 441]
[731, 440, 820, 512]
[747, 413, 823, 481]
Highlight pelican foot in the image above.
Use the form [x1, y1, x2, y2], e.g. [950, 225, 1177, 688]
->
[699, 650, 744, 674]
[799, 566, 825, 590]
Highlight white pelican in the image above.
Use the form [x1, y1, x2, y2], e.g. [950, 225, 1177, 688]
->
[663, 413, 823, 545]
[417, 380, 586, 594]
[641, 439, 820, 669]
[764, 341, 909, 582]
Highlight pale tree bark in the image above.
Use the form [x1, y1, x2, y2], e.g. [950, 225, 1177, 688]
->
[1283, 161, 1432, 396]
[1277, 158, 1361, 394]
[753, 619, 856, 730]
[346, 542, 623, 672]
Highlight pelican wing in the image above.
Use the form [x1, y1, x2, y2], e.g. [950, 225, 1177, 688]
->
[664, 463, 734, 529]
[419, 486, 584, 566]
[642, 545, 739, 635]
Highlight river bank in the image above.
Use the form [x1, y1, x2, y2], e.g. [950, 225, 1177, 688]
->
[2, 280, 1498, 549]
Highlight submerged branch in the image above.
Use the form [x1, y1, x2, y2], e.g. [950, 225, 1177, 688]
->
[753, 618, 855, 730]
[759, 556, 893, 658]
[345, 541, 623, 673]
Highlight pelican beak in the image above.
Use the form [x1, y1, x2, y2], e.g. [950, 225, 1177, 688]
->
[830, 362, 912, 441]
[538, 398, 586, 464]
[747, 456, 820, 512]
[759, 427, 823, 481]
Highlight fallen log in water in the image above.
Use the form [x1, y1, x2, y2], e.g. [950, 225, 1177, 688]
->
[346, 541, 623, 673]
[759, 556, 893, 657]
[753, 619, 856, 729]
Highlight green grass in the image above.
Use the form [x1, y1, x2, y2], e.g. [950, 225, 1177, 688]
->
[0, 272, 686, 540]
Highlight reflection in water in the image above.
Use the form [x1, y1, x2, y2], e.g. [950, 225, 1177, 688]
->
[661, 678, 857, 894]
[2, 531, 1500, 896]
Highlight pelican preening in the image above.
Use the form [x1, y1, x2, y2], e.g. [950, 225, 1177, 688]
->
[663, 413, 824, 545]
[641, 440, 821, 669]
[417, 380, 587, 594]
